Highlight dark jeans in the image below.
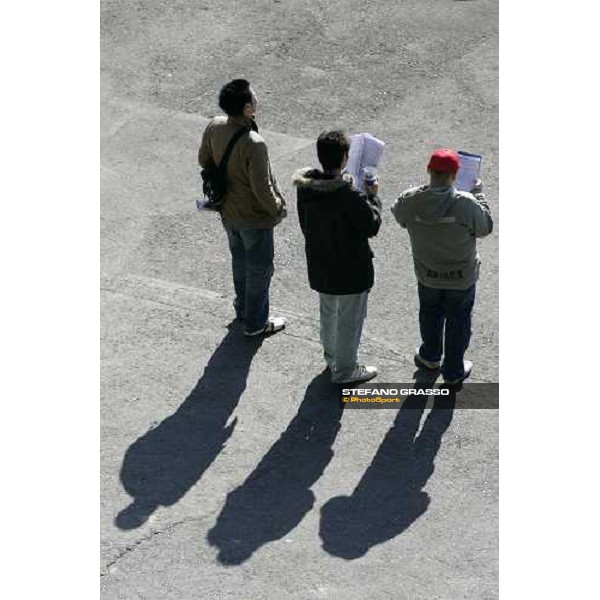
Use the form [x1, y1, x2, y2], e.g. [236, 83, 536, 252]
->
[417, 282, 476, 381]
[223, 224, 274, 332]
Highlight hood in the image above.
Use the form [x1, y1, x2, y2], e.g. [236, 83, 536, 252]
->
[292, 167, 355, 193]
[412, 185, 457, 221]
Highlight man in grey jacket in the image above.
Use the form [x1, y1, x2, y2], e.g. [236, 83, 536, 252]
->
[391, 149, 493, 384]
[199, 79, 286, 336]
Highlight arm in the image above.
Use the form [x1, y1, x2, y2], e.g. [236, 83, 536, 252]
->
[271, 170, 283, 198]
[270, 171, 287, 221]
[297, 194, 307, 237]
[390, 192, 408, 228]
[467, 180, 493, 237]
[346, 191, 382, 238]
[247, 138, 284, 216]
[470, 193, 493, 237]
[198, 121, 215, 168]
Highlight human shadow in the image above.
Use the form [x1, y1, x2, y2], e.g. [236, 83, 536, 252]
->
[115, 323, 264, 530]
[207, 372, 343, 565]
[319, 392, 455, 559]
[413, 365, 440, 386]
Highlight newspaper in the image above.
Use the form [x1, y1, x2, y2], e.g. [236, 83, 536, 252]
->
[345, 133, 385, 192]
[456, 150, 483, 192]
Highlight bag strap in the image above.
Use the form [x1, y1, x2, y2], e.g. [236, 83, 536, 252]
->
[218, 126, 251, 173]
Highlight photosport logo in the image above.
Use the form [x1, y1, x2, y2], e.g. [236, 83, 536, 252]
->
[338, 384, 499, 409]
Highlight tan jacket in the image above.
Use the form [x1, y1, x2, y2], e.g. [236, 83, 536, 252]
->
[198, 115, 286, 229]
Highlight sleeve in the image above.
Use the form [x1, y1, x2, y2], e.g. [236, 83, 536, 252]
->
[198, 121, 215, 168]
[390, 192, 409, 228]
[346, 191, 382, 238]
[468, 192, 493, 237]
[271, 170, 283, 200]
[271, 170, 287, 221]
[297, 194, 307, 236]
[247, 138, 284, 216]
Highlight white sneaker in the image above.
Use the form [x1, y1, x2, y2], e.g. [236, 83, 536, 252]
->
[332, 365, 378, 384]
[244, 316, 286, 337]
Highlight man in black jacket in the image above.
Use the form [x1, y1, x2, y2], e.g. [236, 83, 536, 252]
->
[292, 130, 382, 383]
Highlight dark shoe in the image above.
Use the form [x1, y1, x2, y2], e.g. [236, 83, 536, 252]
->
[244, 316, 286, 337]
[443, 360, 473, 385]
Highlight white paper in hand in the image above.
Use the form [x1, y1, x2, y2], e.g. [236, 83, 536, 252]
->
[345, 133, 385, 192]
[196, 167, 209, 211]
[196, 197, 209, 211]
[456, 150, 483, 192]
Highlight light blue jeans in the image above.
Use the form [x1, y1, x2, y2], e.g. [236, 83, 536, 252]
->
[319, 291, 369, 379]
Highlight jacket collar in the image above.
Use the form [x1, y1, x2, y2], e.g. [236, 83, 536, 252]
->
[227, 115, 257, 129]
[292, 167, 355, 191]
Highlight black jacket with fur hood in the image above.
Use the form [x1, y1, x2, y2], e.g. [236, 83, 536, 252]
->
[292, 167, 382, 295]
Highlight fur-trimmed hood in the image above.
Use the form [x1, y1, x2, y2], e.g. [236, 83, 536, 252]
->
[292, 167, 355, 192]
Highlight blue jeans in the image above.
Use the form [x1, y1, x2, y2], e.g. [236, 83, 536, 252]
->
[223, 225, 274, 332]
[417, 283, 476, 381]
[319, 291, 369, 378]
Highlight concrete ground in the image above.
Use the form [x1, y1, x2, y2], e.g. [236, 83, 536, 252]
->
[101, 0, 498, 598]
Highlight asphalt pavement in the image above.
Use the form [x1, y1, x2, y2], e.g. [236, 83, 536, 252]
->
[101, 1, 498, 598]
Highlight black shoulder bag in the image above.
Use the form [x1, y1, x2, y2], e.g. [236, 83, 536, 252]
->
[200, 126, 250, 212]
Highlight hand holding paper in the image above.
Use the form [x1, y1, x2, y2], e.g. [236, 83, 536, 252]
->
[345, 133, 385, 192]
[456, 150, 483, 192]
[470, 178, 483, 194]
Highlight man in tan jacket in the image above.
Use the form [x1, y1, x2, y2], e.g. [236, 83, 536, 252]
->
[199, 79, 287, 336]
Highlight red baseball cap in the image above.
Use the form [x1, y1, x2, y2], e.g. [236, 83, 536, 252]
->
[427, 149, 460, 174]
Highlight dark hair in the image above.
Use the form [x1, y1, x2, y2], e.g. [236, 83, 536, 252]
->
[317, 130, 350, 171]
[218, 79, 253, 116]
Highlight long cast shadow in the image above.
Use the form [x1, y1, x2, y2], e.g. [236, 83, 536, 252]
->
[207, 372, 343, 565]
[319, 393, 455, 559]
[115, 323, 264, 530]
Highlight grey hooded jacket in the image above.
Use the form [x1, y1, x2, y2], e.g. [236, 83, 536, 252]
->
[391, 185, 493, 290]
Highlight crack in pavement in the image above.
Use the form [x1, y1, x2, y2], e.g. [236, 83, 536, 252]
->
[100, 518, 192, 578]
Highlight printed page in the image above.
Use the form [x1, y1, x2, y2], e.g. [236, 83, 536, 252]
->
[362, 134, 385, 169]
[456, 151, 483, 192]
[345, 134, 365, 186]
[346, 133, 385, 192]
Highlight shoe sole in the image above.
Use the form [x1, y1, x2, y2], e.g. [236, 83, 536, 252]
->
[244, 327, 285, 337]
[443, 369, 472, 386]
[244, 322, 286, 337]
[332, 372, 378, 384]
